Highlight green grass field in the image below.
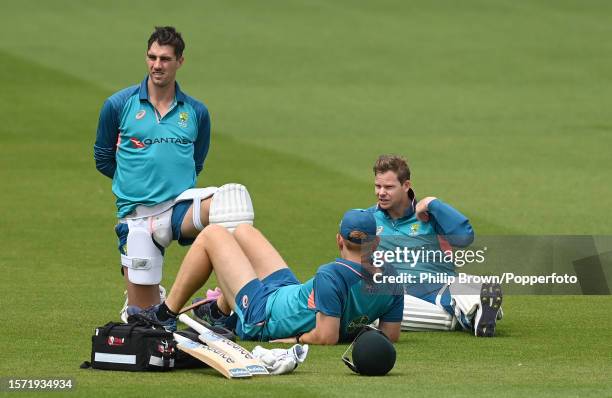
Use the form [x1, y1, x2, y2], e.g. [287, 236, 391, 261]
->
[1, 1, 611, 397]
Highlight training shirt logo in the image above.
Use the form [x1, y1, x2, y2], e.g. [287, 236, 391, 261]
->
[135, 110, 146, 120]
[346, 316, 370, 336]
[376, 226, 384, 235]
[241, 295, 249, 309]
[128, 137, 193, 149]
[130, 138, 146, 148]
[409, 223, 420, 236]
[178, 112, 189, 128]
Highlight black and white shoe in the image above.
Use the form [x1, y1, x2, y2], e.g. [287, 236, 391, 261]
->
[474, 283, 503, 337]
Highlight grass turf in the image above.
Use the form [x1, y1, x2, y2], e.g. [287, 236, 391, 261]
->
[0, 1, 611, 397]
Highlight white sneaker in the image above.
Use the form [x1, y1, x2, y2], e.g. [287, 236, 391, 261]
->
[120, 285, 167, 323]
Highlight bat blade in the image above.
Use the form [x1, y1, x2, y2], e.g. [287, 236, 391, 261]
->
[178, 314, 269, 375]
[173, 333, 252, 379]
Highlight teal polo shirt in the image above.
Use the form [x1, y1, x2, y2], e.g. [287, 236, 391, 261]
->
[94, 76, 210, 217]
[262, 259, 404, 342]
[368, 197, 474, 277]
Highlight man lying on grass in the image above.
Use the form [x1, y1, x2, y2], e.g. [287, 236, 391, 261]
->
[128, 209, 403, 344]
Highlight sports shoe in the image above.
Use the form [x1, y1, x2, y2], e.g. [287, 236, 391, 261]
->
[126, 304, 177, 332]
[120, 285, 167, 323]
[474, 283, 503, 337]
[192, 298, 231, 327]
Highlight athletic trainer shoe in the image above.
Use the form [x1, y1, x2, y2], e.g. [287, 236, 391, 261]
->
[120, 285, 167, 323]
[192, 298, 231, 328]
[474, 283, 503, 337]
[126, 304, 177, 332]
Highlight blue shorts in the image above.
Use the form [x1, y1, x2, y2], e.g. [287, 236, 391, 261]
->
[233, 268, 300, 341]
[114, 201, 193, 259]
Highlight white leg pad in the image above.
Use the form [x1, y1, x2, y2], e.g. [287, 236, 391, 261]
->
[402, 294, 455, 331]
[175, 187, 218, 231]
[121, 218, 164, 285]
[151, 207, 173, 248]
[209, 183, 254, 232]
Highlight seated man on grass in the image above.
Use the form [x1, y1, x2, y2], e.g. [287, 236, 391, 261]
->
[128, 209, 403, 344]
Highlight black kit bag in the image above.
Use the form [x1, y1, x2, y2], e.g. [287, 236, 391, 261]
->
[81, 316, 237, 371]
[87, 317, 176, 372]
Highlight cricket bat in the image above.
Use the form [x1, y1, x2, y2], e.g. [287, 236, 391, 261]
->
[173, 333, 252, 379]
[178, 314, 269, 375]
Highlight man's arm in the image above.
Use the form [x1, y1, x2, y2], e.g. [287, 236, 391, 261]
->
[378, 321, 401, 342]
[193, 105, 211, 176]
[269, 313, 340, 345]
[417, 197, 474, 247]
[93, 99, 119, 178]
[298, 312, 340, 345]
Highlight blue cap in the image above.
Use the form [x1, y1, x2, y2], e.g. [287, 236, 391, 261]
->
[339, 209, 377, 244]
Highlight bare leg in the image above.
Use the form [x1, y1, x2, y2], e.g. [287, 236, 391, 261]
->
[200, 225, 259, 311]
[217, 294, 231, 315]
[164, 234, 214, 313]
[213, 224, 289, 313]
[164, 225, 258, 313]
[124, 270, 160, 308]
[233, 224, 289, 279]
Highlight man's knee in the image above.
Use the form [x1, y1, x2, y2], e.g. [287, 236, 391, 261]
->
[201, 224, 232, 239]
[234, 223, 256, 238]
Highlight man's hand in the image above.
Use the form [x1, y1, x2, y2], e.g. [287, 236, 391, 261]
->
[415, 196, 437, 222]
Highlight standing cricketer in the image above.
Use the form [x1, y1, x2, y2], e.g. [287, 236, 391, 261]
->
[369, 154, 503, 337]
[94, 26, 254, 321]
[128, 210, 403, 344]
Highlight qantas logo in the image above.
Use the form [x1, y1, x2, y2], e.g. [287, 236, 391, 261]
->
[129, 137, 192, 149]
[130, 138, 145, 148]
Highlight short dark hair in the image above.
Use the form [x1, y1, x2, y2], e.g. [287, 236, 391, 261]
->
[147, 26, 185, 58]
[373, 154, 411, 183]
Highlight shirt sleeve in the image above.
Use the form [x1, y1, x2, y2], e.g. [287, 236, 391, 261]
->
[428, 199, 474, 247]
[313, 271, 345, 318]
[380, 293, 404, 323]
[193, 106, 211, 176]
[93, 99, 119, 178]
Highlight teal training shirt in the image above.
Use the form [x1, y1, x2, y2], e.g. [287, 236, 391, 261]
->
[368, 197, 474, 277]
[94, 76, 211, 217]
[262, 259, 404, 341]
